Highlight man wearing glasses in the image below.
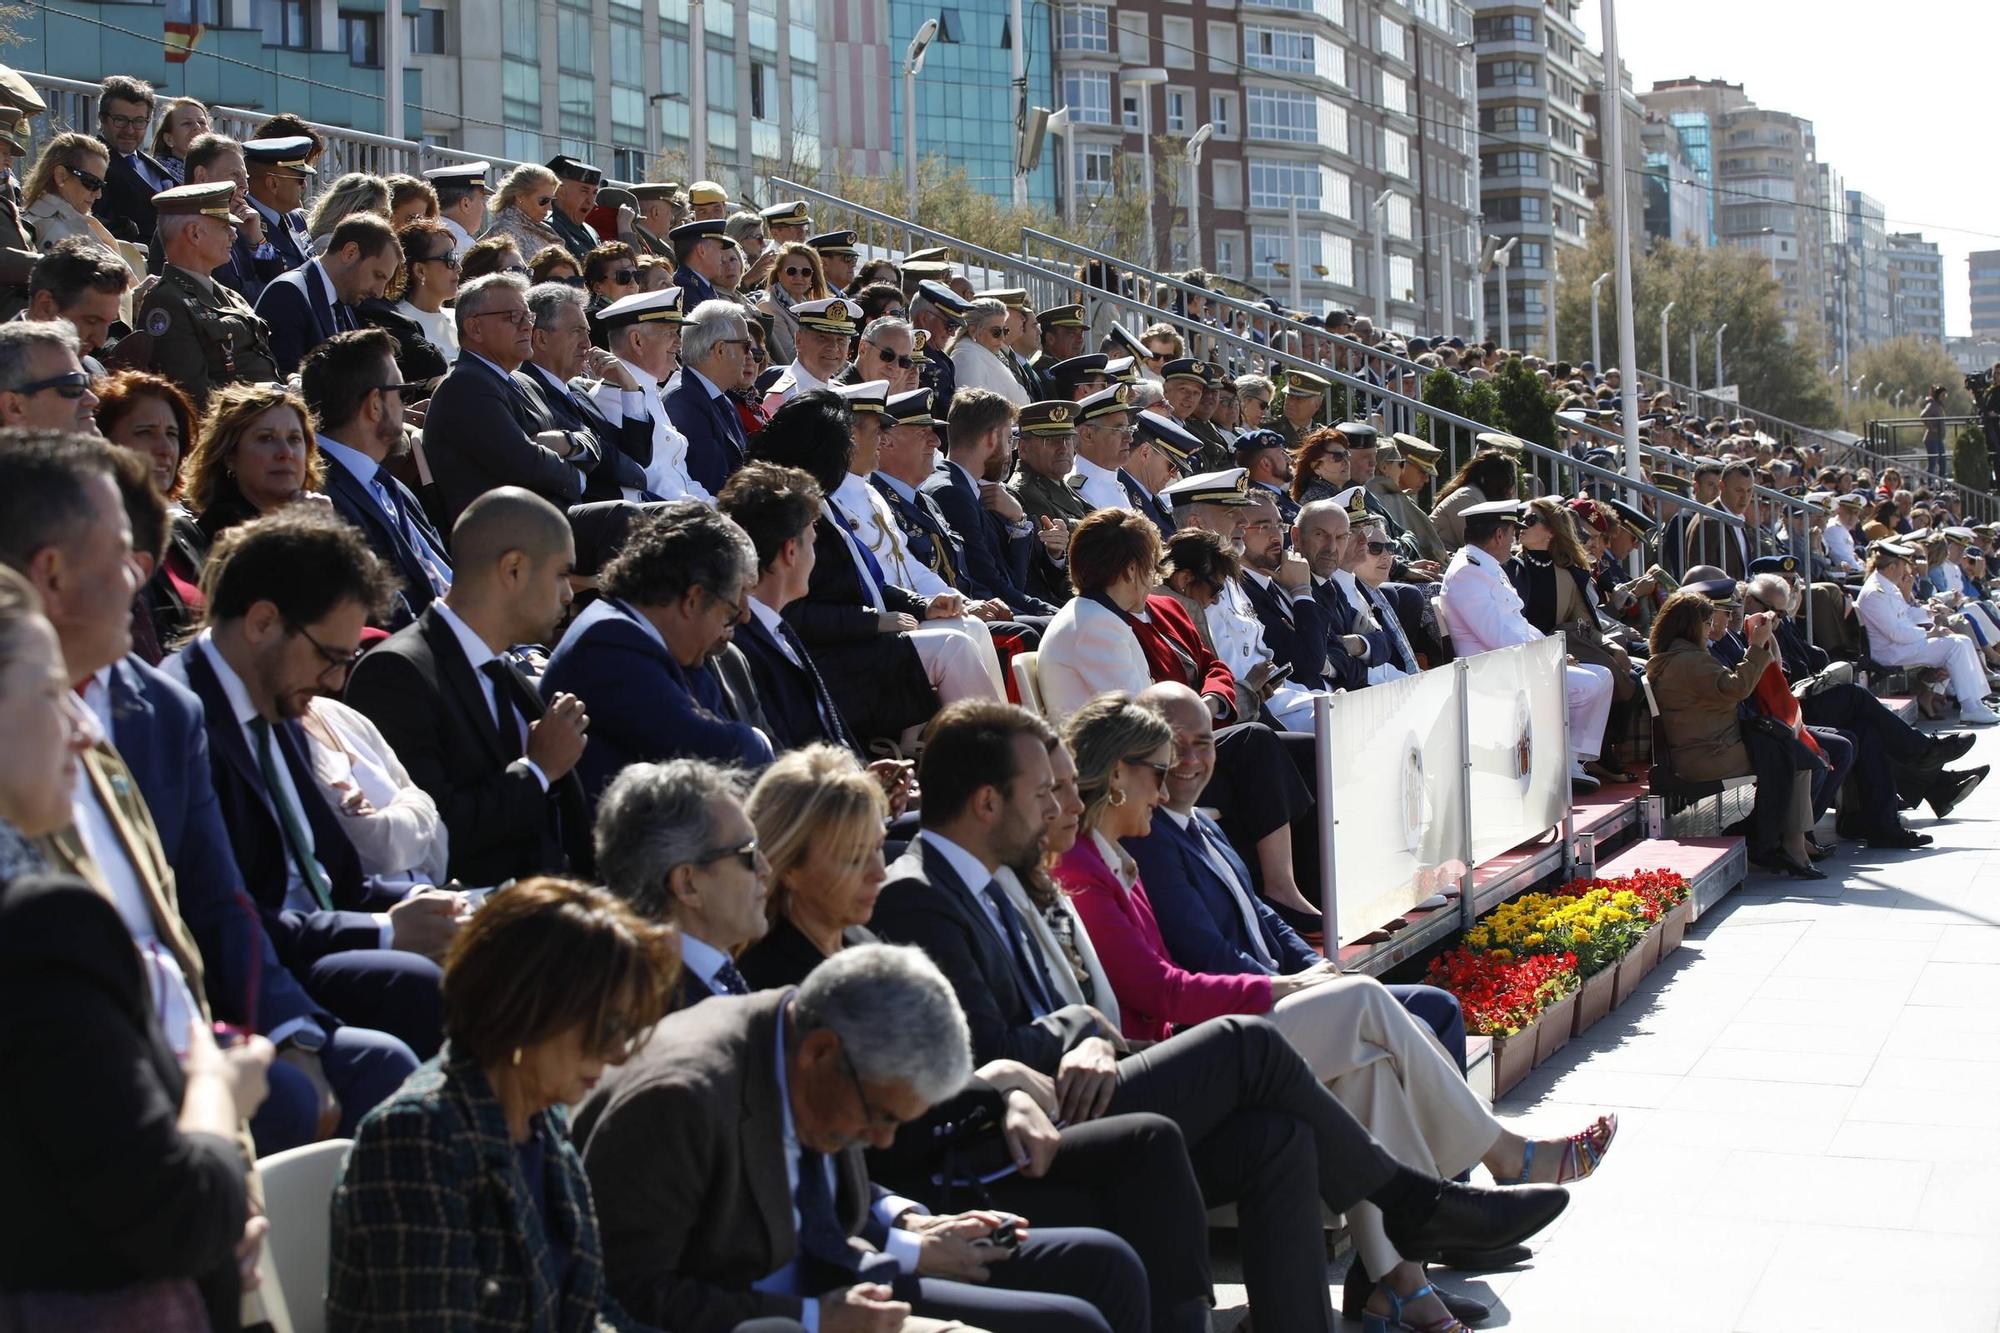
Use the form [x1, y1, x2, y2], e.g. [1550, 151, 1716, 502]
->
[911, 279, 970, 420]
[0, 320, 100, 432]
[92, 74, 172, 241]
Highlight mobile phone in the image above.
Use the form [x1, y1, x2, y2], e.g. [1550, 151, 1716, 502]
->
[982, 1220, 1022, 1250]
[212, 1022, 252, 1048]
[459, 886, 497, 913]
[1646, 564, 1678, 593]
[1265, 661, 1294, 689]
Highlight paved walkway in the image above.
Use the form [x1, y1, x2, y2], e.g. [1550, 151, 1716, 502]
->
[1209, 727, 2000, 1330]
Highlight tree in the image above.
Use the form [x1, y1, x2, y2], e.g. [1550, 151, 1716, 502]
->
[1842, 336, 1977, 435]
[1553, 223, 1837, 428]
[1491, 358, 1559, 450]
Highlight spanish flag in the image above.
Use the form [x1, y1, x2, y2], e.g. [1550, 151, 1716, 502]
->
[165, 0, 205, 63]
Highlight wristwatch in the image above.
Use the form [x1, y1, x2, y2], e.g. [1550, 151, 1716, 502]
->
[279, 1026, 328, 1056]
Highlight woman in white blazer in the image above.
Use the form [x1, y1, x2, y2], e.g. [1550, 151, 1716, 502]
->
[1855, 543, 1999, 725]
[949, 298, 1030, 407]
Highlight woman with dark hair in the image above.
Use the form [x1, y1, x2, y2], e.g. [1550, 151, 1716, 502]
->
[327, 876, 680, 1331]
[1647, 589, 1822, 875]
[1862, 497, 1901, 544]
[96, 369, 197, 500]
[0, 567, 272, 1332]
[1428, 449, 1518, 549]
[1509, 498, 1636, 782]
[1288, 426, 1351, 507]
[528, 244, 582, 285]
[457, 234, 526, 284]
[166, 383, 325, 597]
[852, 281, 907, 325]
[732, 318, 773, 436]
[386, 173, 439, 229]
[1037, 509, 1236, 721]
[389, 217, 461, 367]
[582, 240, 641, 311]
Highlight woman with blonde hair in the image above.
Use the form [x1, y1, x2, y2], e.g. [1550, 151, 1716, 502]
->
[21, 132, 129, 263]
[482, 162, 564, 261]
[385, 173, 439, 229]
[756, 240, 827, 365]
[306, 172, 392, 252]
[1053, 693, 1616, 1330]
[149, 97, 211, 184]
[166, 383, 325, 595]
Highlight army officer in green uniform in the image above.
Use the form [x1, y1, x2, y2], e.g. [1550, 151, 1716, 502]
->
[129, 180, 277, 406]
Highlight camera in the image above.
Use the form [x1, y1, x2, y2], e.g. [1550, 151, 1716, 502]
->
[1968, 370, 1992, 398]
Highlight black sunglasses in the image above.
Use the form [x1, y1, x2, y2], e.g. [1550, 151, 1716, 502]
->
[12, 370, 92, 399]
[782, 265, 815, 278]
[696, 837, 759, 873]
[1362, 540, 1395, 555]
[416, 251, 460, 269]
[64, 163, 107, 193]
[609, 267, 638, 285]
[1520, 514, 1543, 529]
[874, 347, 915, 369]
[370, 381, 411, 398]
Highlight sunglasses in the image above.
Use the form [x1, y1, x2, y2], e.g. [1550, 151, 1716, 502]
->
[782, 265, 815, 278]
[64, 163, 106, 193]
[696, 837, 760, 873]
[534, 195, 555, 207]
[1322, 448, 1349, 461]
[1125, 757, 1172, 780]
[12, 370, 92, 399]
[1362, 540, 1395, 555]
[609, 268, 638, 285]
[1520, 514, 1543, 529]
[417, 251, 460, 269]
[874, 347, 915, 369]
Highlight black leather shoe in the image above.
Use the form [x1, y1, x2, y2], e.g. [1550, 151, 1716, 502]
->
[1926, 733, 1977, 767]
[1341, 1261, 1492, 1326]
[1928, 766, 1988, 820]
[1436, 1243, 1534, 1270]
[1867, 826, 1935, 849]
[1384, 1181, 1569, 1262]
[1750, 849, 1828, 879]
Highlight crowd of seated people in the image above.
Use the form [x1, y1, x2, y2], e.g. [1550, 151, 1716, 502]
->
[0, 62, 1993, 1332]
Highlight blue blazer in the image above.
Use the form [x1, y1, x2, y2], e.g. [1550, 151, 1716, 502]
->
[1120, 471, 1175, 538]
[540, 598, 774, 809]
[1240, 572, 1333, 690]
[923, 460, 1057, 616]
[664, 370, 748, 496]
[164, 645, 404, 970]
[519, 364, 653, 503]
[1123, 807, 1321, 978]
[253, 260, 349, 375]
[869, 475, 967, 589]
[733, 608, 860, 756]
[102, 655, 325, 1036]
[323, 455, 447, 629]
[1309, 578, 1371, 690]
[671, 266, 719, 309]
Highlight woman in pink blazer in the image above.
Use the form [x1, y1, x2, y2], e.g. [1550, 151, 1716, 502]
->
[1051, 693, 1617, 1333]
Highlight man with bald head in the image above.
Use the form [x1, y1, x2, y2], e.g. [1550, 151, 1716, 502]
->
[345, 487, 594, 885]
[1294, 498, 1372, 690]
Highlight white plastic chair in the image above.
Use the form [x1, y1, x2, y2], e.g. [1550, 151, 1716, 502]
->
[1011, 650, 1045, 715]
[255, 1138, 352, 1333]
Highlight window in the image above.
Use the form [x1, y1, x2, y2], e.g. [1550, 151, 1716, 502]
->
[1473, 13, 1533, 41]
[406, 7, 448, 53]
[1484, 149, 1540, 177]
[1206, 22, 1236, 71]
[1244, 24, 1313, 72]
[1122, 93, 1140, 129]
[259, 0, 311, 48]
[1250, 226, 1315, 282]
[1381, 72, 1407, 115]
[1063, 70, 1113, 124]
[1117, 10, 1149, 60]
[1377, 12, 1406, 60]
[1165, 87, 1191, 133]
[1383, 129, 1410, 179]
[1074, 144, 1115, 197]
[1245, 85, 1314, 142]
[1479, 59, 1537, 87]
[1383, 193, 1410, 238]
[1323, 233, 1354, 286]
[338, 9, 379, 65]
[1212, 159, 1243, 207]
[1514, 242, 1545, 269]
[1248, 158, 1323, 210]
[1480, 104, 1538, 133]
[1485, 194, 1542, 222]
[1210, 90, 1236, 138]
[937, 7, 960, 40]
[1163, 16, 1194, 67]
[1060, 4, 1111, 51]
[1214, 231, 1242, 278]
[1389, 254, 1415, 302]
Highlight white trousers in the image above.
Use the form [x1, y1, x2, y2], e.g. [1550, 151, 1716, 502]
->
[1895, 633, 1990, 709]
[909, 615, 1006, 705]
[1567, 661, 1614, 762]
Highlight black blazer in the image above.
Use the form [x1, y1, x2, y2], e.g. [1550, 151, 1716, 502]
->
[323, 452, 449, 629]
[733, 608, 860, 756]
[869, 837, 1101, 1075]
[0, 874, 248, 1324]
[92, 148, 168, 241]
[923, 461, 1056, 616]
[252, 259, 350, 376]
[783, 515, 937, 746]
[167, 644, 403, 969]
[344, 605, 591, 887]
[737, 917, 875, 991]
[423, 354, 591, 529]
[519, 363, 653, 502]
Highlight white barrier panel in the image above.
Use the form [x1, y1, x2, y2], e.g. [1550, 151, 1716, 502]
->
[1323, 662, 1468, 946]
[1460, 636, 1571, 865]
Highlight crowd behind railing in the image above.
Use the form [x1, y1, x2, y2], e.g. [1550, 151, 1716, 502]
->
[3, 62, 1998, 1333]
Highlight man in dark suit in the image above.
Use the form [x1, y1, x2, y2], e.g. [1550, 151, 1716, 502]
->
[161, 507, 452, 1059]
[253, 213, 400, 376]
[542, 501, 774, 809]
[1237, 490, 1333, 689]
[594, 759, 766, 1009]
[1296, 497, 1374, 692]
[544, 154, 603, 262]
[520, 279, 658, 502]
[422, 272, 597, 528]
[241, 134, 316, 276]
[346, 488, 594, 887]
[868, 701, 1564, 1332]
[182, 132, 289, 301]
[927, 390, 1060, 618]
[301, 330, 452, 628]
[668, 297, 754, 495]
[574, 945, 1150, 1333]
[92, 75, 172, 241]
[670, 217, 728, 309]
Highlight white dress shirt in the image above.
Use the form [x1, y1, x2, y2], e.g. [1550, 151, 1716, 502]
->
[1822, 520, 1860, 570]
[300, 697, 450, 887]
[441, 215, 476, 259]
[318, 434, 453, 596]
[1855, 568, 1933, 658]
[592, 353, 710, 501]
[1067, 454, 1128, 514]
[677, 932, 734, 995]
[1440, 545, 1542, 654]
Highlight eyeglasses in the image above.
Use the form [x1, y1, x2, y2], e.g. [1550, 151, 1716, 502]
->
[717, 337, 752, 353]
[1322, 449, 1349, 461]
[369, 382, 411, 399]
[1520, 514, 1543, 529]
[841, 1048, 902, 1132]
[695, 836, 759, 874]
[11, 370, 92, 399]
[290, 621, 365, 681]
[874, 347, 915, 369]
[63, 164, 106, 193]
[466, 307, 533, 327]
[1125, 756, 1171, 782]
[558, 275, 585, 288]
[504, 264, 532, 277]
[882, 306, 907, 319]
[415, 251, 460, 269]
[781, 265, 815, 278]
[707, 588, 744, 622]
[1362, 540, 1395, 555]
[609, 268, 638, 285]
[100, 112, 149, 131]
[533, 195, 555, 207]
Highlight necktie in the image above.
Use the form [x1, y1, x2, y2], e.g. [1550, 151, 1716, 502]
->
[335, 301, 356, 333]
[1192, 816, 1276, 969]
[793, 1145, 861, 1285]
[373, 465, 451, 596]
[248, 717, 334, 911]
[827, 505, 887, 606]
[480, 660, 526, 758]
[981, 878, 1057, 1018]
[776, 618, 855, 752]
[712, 957, 750, 996]
[1368, 583, 1419, 673]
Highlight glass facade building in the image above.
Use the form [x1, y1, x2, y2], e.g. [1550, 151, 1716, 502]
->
[886, 0, 1054, 206]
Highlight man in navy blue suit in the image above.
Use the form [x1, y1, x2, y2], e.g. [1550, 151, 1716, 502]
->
[300, 330, 452, 628]
[542, 500, 775, 813]
[1126, 683, 1467, 1072]
[91, 75, 172, 241]
[1236, 490, 1332, 690]
[162, 508, 452, 1060]
[254, 212, 401, 375]
[241, 134, 316, 275]
[1296, 496, 1374, 691]
[925, 389, 1060, 618]
[521, 281, 660, 502]
[182, 133, 289, 301]
[666, 297, 753, 495]
[669, 217, 727, 308]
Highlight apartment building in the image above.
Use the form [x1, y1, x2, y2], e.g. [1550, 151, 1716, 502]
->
[1638, 113, 1707, 250]
[1971, 249, 2000, 342]
[1886, 232, 1943, 345]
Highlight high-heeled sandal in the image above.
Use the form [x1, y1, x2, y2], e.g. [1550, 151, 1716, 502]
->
[1362, 1280, 1472, 1333]
[1502, 1113, 1619, 1185]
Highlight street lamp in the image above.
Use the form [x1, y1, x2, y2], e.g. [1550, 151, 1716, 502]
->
[1184, 123, 1214, 270]
[1122, 67, 1168, 272]
[1492, 236, 1518, 350]
[1714, 322, 1728, 391]
[1660, 300, 1677, 386]
[1371, 188, 1394, 327]
[904, 18, 940, 226]
[1689, 326, 1699, 394]
[1045, 107, 1074, 227]
[1590, 270, 1611, 374]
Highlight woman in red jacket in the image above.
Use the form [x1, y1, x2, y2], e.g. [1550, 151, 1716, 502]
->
[1051, 693, 1618, 1333]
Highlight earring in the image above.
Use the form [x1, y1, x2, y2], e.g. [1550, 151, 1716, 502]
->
[511, 1047, 523, 1066]
[1108, 788, 1126, 808]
